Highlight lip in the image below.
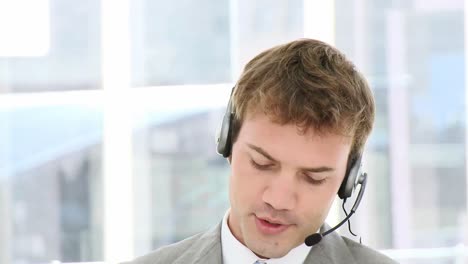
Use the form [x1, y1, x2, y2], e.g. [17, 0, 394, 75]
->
[255, 215, 291, 235]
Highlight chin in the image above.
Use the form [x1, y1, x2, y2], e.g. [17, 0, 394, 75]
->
[246, 236, 298, 259]
[251, 246, 291, 259]
[244, 221, 303, 258]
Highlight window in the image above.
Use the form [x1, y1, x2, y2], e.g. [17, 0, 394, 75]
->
[0, 0, 466, 263]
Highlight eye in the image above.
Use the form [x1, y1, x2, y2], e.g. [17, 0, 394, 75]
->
[250, 159, 273, 170]
[303, 174, 327, 185]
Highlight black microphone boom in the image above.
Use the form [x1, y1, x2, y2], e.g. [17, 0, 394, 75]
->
[304, 173, 367, 247]
[304, 209, 355, 246]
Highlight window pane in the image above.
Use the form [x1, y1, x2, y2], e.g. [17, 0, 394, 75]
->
[130, 0, 231, 86]
[236, 0, 304, 71]
[0, 0, 101, 93]
[335, 0, 466, 255]
[0, 105, 103, 263]
[132, 103, 230, 256]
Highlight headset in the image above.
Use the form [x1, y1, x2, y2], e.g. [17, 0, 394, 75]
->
[215, 87, 368, 246]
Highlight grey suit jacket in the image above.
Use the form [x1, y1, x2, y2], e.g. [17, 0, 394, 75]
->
[123, 223, 398, 264]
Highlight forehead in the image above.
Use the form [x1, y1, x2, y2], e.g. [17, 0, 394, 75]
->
[237, 112, 351, 165]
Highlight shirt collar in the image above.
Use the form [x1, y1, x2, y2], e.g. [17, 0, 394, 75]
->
[221, 209, 312, 264]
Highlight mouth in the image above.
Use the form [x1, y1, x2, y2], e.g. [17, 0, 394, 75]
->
[254, 215, 291, 235]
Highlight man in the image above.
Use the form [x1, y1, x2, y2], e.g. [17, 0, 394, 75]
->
[125, 39, 397, 263]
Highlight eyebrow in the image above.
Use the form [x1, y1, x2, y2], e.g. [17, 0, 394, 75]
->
[247, 143, 278, 162]
[246, 143, 335, 173]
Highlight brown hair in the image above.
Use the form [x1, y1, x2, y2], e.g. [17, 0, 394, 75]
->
[231, 38, 375, 159]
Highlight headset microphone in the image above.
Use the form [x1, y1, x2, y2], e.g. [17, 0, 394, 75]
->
[304, 172, 367, 247]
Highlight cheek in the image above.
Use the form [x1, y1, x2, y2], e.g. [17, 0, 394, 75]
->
[230, 155, 245, 191]
[299, 182, 341, 222]
[229, 155, 263, 209]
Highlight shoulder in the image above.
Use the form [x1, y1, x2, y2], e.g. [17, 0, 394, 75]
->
[341, 236, 398, 264]
[126, 233, 204, 264]
[121, 224, 221, 264]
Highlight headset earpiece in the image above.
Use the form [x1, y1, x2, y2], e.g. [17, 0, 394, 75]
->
[216, 89, 235, 157]
[338, 155, 363, 199]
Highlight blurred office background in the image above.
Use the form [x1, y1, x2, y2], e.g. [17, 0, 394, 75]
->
[0, 0, 467, 263]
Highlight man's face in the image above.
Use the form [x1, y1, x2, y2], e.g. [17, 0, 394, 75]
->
[228, 112, 351, 258]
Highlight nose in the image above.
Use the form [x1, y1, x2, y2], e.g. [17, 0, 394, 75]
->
[261, 172, 297, 211]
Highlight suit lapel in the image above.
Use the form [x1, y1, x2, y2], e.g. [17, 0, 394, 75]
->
[174, 223, 223, 264]
[303, 224, 357, 264]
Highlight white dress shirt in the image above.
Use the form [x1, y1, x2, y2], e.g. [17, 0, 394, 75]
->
[221, 209, 311, 264]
